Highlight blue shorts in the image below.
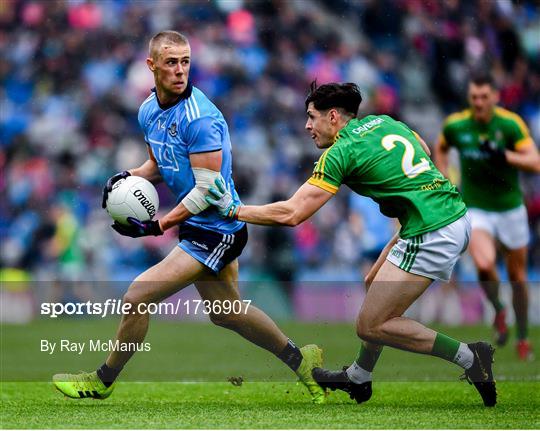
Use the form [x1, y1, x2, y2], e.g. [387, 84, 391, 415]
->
[178, 223, 248, 273]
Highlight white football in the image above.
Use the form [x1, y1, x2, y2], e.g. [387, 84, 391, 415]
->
[106, 176, 159, 225]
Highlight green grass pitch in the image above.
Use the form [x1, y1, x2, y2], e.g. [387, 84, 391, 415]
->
[1, 320, 539, 429]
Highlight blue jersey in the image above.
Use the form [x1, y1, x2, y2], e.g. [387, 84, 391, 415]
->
[137, 83, 244, 234]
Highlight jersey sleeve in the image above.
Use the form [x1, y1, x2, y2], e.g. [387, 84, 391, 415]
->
[307, 145, 346, 194]
[184, 116, 223, 154]
[505, 113, 533, 150]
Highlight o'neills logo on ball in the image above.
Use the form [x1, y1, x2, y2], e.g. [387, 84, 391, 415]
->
[133, 189, 156, 218]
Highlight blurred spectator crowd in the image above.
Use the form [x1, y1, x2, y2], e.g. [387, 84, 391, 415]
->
[1, 0, 539, 288]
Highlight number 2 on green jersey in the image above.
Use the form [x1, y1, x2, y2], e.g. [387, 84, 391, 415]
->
[381, 134, 431, 178]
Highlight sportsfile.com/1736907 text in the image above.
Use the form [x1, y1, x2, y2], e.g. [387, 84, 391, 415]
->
[40, 299, 252, 318]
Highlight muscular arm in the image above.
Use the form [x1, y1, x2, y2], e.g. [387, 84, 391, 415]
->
[237, 182, 334, 227]
[434, 137, 450, 177]
[159, 151, 222, 232]
[128, 147, 163, 183]
[505, 142, 540, 173]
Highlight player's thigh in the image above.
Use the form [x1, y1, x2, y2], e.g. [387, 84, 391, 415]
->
[125, 246, 206, 305]
[469, 228, 497, 271]
[358, 260, 432, 328]
[504, 246, 528, 282]
[194, 259, 241, 303]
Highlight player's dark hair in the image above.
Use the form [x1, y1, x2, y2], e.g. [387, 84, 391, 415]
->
[149, 30, 189, 58]
[470, 73, 496, 89]
[305, 81, 362, 117]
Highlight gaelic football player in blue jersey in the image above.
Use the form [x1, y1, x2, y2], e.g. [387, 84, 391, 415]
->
[53, 31, 325, 404]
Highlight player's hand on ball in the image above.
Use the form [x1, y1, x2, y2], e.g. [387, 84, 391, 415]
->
[205, 176, 241, 219]
[102, 171, 131, 208]
[111, 217, 163, 238]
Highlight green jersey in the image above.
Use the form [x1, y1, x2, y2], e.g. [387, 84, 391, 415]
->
[308, 115, 467, 239]
[440, 107, 533, 211]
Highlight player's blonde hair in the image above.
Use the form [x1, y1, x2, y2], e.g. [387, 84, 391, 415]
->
[149, 31, 189, 60]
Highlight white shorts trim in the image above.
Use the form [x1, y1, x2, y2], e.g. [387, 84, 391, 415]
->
[386, 213, 471, 282]
[468, 205, 529, 249]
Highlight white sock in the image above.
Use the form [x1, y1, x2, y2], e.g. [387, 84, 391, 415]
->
[346, 362, 372, 384]
[453, 343, 474, 369]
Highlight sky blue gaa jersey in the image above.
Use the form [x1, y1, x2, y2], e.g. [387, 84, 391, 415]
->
[137, 82, 244, 234]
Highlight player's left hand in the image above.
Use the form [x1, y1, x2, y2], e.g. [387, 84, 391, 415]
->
[205, 176, 241, 219]
[111, 217, 163, 238]
[102, 171, 131, 209]
[479, 139, 506, 163]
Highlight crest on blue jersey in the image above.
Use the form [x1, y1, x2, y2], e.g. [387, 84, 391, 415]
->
[168, 122, 178, 137]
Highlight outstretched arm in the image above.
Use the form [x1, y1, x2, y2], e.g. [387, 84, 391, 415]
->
[237, 182, 334, 227]
[207, 179, 335, 227]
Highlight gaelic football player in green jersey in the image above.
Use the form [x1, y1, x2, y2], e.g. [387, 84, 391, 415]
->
[206, 82, 497, 407]
[435, 74, 540, 361]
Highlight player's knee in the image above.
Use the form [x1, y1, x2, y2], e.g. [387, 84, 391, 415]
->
[122, 290, 144, 310]
[475, 258, 496, 275]
[509, 274, 527, 286]
[510, 277, 527, 291]
[356, 318, 378, 343]
[208, 311, 242, 329]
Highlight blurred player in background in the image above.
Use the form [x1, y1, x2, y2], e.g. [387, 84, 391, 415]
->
[435, 74, 540, 360]
[206, 82, 497, 407]
[52, 31, 325, 404]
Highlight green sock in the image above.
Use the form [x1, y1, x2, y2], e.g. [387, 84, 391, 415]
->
[431, 332, 461, 362]
[493, 299, 504, 313]
[355, 343, 383, 372]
